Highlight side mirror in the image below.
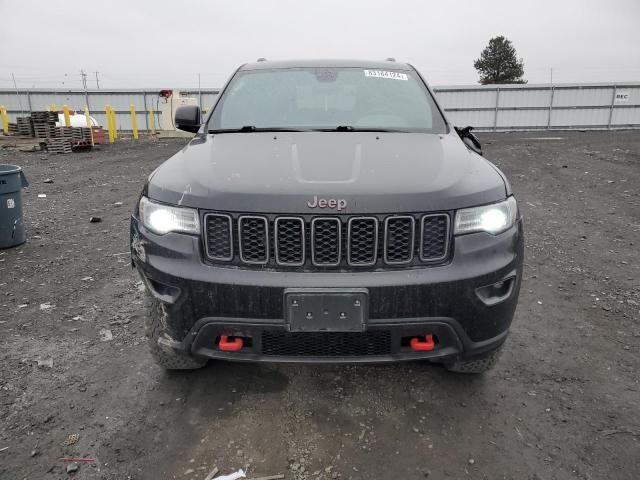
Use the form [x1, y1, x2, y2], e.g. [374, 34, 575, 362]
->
[455, 126, 482, 155]
[175, 105, 201, 133]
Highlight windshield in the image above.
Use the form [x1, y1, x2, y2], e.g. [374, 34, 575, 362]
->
[208, 67, 447, 133]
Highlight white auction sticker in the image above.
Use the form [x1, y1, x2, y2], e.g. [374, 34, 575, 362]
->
[7, 198, 15, 209]
[364, 70, 408, 81]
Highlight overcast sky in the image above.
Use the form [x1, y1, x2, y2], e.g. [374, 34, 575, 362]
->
[1, 0, 639, 89]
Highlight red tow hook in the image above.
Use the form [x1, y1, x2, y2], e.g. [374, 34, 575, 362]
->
[218, 335, 244, 352]
[410, 335, 436, 351]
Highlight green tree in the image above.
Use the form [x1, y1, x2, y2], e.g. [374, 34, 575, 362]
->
[474, 36, 526, 84]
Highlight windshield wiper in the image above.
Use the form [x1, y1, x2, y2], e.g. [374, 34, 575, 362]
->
[208, 126, 311, 133]
[320, 126, 409, 133]
[208, 125, 410, 133]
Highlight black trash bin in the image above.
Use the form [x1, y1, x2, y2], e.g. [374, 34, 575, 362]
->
[0, 164, 29, 249]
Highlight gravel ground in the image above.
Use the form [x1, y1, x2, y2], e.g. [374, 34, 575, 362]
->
[0, 131, 639, 480]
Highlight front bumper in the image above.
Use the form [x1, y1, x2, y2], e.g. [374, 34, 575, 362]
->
[131, 216, 524, 363]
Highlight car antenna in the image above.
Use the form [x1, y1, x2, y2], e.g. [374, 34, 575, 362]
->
[256, 57, 267, 62]
[385, 57, 396, 62]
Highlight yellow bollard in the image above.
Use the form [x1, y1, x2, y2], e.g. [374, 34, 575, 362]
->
[110, 106, 117, 142]
[130, 104, 139, 140]
[63, 104, 71, 127]
[105, 105, 115, 144]
[149, 108, 156, 135]
[105, 105, 110, 140]
[111, 108, 118, 139]
[51, 103, 58, 113]
[0, 106, 9, 135]
[84, 105, 94, 146]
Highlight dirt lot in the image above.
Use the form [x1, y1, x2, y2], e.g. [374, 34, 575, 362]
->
[1, 131, 639, 480]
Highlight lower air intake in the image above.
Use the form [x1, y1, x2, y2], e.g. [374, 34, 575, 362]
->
[261, 331, 391, 357]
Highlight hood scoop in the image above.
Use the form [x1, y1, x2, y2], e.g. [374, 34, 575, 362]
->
[292, 142, 361, 184]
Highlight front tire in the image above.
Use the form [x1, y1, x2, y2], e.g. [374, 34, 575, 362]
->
[145, 294, 206, 370]
[445, 344, 504, 374]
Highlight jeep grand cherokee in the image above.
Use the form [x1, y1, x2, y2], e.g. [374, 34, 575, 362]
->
[130, 59, 524, 373]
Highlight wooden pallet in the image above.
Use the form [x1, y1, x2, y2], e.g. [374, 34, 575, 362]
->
[56, 126, 74, 138]
[33, 123, 57, 139]
[81, 127, 92, 142]
[72, 127, 83, 141]
[31, 111, 58, 123]
[47, 138, 72, 154]
[16, 117, 34, 136]
[55, 126, 84, 141]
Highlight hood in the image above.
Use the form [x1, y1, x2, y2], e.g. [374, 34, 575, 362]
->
[146, 131, 507, 214]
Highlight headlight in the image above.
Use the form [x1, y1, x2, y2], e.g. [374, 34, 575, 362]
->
[454, 196, 518, 235]
[139, 196, 200, 235]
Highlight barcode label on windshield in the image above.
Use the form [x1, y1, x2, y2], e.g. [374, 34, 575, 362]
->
[364, 70, 408, 81]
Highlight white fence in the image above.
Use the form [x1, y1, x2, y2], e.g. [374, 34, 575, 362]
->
[0, 89, 220, 132]
[1, 82, 639, 131]
[433, 82, 640, 130]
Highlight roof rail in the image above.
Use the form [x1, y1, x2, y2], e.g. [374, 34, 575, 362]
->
[256, 57, 267, 62]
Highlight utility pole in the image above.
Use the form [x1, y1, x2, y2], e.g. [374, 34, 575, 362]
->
[11, 73, 24, 115]
[94, 71, 100, 89]
[80, 69, 88, 90]
[550, 67, 553, 85]
[80, 70, 90, 108]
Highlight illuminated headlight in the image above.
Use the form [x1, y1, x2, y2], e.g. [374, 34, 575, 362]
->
[454, 197, 518, 235]
[139, 196, 200, 235]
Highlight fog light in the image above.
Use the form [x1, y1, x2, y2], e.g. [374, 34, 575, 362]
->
[476, 277, 515, 306]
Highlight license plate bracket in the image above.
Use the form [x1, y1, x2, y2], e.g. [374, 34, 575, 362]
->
[284, 288, 368, 332]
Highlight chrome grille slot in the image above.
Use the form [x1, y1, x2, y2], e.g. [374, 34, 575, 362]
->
[347, 217, 378, 266]
[384, 216, 415, 264]
[204, 213, 233, 261]
[420, 214, 450, 262]
[238, 215, 269, 264]
[275, 217, 305, 266]
[311, 217, 341, 266]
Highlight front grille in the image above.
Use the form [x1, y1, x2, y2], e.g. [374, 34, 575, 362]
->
[420, 214, 450, 262]
[203, 212, 450, 270]
[275, 217, 305, 265]
[238, 216, 268, 264]
[348, 217, 378, 266]
[384, 216, 415, 264]
[204, 214, 233, 260]
[261, 331, 391, 357]
[311, 218, 341, 266]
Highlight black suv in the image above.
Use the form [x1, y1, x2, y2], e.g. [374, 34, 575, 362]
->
[130, 59, 523, 373]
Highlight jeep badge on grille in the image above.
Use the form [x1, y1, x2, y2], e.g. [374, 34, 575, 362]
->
[307, 196, 347, 211]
